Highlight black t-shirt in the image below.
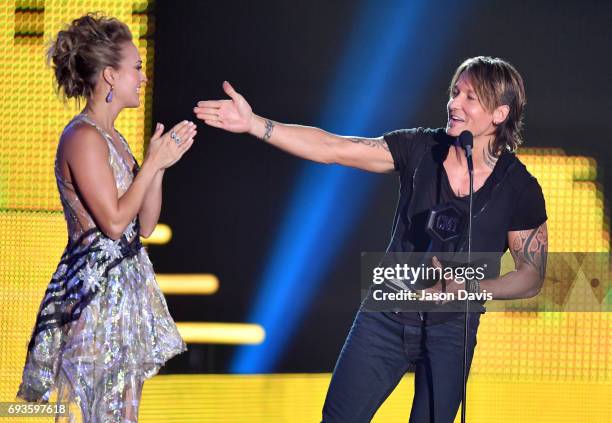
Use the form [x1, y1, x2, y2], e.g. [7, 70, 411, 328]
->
[381, 127, 547, 325]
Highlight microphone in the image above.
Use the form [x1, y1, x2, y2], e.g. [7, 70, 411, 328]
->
[457, 129, 474, 423]
[458, 130, 473, 172]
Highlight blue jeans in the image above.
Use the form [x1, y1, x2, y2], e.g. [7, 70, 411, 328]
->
[322, 311, 480, 423]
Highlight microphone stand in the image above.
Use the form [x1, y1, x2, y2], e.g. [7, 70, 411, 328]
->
[460, 145, 473, 423]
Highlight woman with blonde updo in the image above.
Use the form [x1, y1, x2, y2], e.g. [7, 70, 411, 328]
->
[17, 14, 193, 422]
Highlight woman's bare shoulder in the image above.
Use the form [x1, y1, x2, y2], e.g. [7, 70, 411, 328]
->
[59, 121, 109, 160]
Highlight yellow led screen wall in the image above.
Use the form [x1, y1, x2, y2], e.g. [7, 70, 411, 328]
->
[0, 0, 154, 211]
[472, 151, 611, 382]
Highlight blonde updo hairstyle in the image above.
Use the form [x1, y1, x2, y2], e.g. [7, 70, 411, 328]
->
[47, 13, 132, 100]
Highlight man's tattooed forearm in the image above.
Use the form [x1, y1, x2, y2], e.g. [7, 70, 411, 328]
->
[347, 137, 390, 151]
[511, 224, 548, 280]
[262, 119, 275, 142]
[483, 145, 498, 170]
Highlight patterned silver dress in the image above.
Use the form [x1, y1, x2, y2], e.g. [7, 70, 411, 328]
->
[18, 114, 186, 422]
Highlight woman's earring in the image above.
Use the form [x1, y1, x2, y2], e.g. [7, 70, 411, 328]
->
[105, 85, 114, 103]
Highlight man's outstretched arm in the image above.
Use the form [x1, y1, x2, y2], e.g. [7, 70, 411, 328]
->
[194, 81, 395, 173]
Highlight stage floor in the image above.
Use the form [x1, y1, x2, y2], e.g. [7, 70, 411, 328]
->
[137, 373, 611, 422]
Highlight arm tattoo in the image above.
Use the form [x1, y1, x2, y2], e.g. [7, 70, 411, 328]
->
[483, 145, 498, 170]
[347, 137, 390, 152]
[510, 224, 548, 280]
[262, 119, 275, 142]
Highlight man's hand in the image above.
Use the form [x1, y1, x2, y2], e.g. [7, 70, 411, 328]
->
[194, 81, 254, 133]
[421, 256, 463, 304]
[193, 81, 395, 173]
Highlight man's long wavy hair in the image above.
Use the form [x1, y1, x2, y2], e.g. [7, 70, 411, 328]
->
[449, 56, 526, 154]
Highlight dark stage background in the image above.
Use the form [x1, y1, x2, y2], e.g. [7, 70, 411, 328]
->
[149, 0, 612, 373]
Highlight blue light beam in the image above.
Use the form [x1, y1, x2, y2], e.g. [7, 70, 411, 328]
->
[232, 0, 468, 373]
